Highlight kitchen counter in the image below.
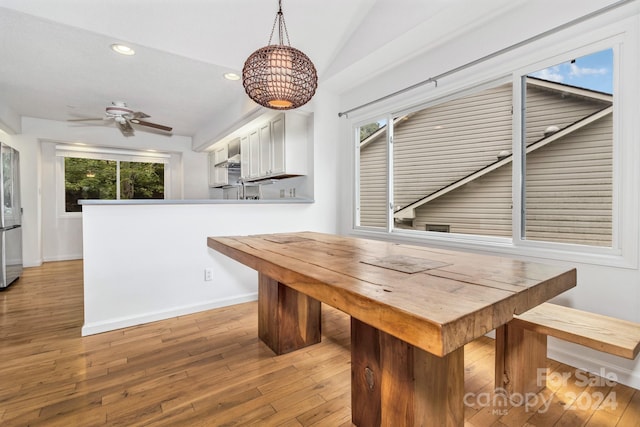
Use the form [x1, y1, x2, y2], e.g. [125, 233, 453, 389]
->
[80, 196, 332, 336]
[79, 198, 315, 205]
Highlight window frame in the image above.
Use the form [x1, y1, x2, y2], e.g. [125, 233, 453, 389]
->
[354, 116, 392, 231]
[349, 16, 638, 269]
[56, 145, 171, 217]
[512, 40, 622, 256]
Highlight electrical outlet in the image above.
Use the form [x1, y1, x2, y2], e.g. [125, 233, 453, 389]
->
[204, 268, 213, 281]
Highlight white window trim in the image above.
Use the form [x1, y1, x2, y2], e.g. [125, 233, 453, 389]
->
[56, 144, 171, 218]
[511, 36, 628, 264]
[350, 14, 639, 269]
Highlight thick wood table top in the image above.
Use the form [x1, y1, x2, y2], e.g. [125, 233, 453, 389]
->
[208, 232, 576, 357]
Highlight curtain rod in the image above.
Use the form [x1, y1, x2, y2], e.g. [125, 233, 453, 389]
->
[337, 0, 633, 118]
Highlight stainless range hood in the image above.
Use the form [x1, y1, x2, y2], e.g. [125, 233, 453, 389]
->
[214, 139, 241, 168]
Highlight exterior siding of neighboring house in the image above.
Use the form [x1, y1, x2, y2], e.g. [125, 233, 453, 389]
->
[411, 163, 513, 237]
[523, 78, 611, 144]
[524, 113, 612, 246]
[359, 128, 387, 228]
[393, 83, 513, 209]
[412, 114, 612, 246]
[359, 78, 613, 246]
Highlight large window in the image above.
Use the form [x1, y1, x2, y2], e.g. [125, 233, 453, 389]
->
[355, 44, 622, 256]
[523, 50, 613, 247]
[58, 146, 169, 212]
[390, 82, 514, 239]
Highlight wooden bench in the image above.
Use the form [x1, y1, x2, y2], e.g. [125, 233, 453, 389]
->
[496, 302, 640, 397]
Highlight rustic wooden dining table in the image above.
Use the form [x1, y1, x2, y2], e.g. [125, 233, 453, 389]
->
[207, 232, 576, 426]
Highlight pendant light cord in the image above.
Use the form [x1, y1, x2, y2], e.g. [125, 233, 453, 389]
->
[267, 0, 291, 46]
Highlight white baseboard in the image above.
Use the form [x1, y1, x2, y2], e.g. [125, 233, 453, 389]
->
[24, 259, 43, 268]
[43, 254, 83, 262]
[547, 342, 640, 390]
[81, 293, 258, 336]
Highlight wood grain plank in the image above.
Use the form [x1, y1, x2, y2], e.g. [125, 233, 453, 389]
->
[512, 303, 640, 359]
[495, 323, 547, 398]
[351, 317, 381, 426]
[208, 232, 576, 357]
[258, 273, 321, 355]
[350, 318, 464, 426]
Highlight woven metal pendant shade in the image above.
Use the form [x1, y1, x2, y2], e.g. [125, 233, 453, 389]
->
[242, 1, 318, 110]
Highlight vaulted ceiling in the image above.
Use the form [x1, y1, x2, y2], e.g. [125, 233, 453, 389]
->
[0, 0, 609, 148]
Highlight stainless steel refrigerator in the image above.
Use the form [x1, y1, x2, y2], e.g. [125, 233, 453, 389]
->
[1, 142, 22, 289]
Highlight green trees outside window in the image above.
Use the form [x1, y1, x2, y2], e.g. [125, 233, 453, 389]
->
[64, 158, 164, 212]
[120, 161, 165, 200]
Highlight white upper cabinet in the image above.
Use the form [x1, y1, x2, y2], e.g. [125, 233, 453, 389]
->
[208, 149, 228, 187]
[270, 115, 286, 176]
[213, 111, 309, 183]
[240, 135, 249, 180]
[248, 129, 261, 179]
[259, 122, 272, 176]
[242, 112, 308, 181]
[213, 145, 228, 166]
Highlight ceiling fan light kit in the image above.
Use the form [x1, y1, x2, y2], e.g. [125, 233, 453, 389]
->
[242, 0, 317, 110]
[105, 102, 136, 117]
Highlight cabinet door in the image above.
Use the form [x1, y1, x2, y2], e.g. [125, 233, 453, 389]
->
[259, 122, 272, 177]
[270, 115, 285, 175]
[209, 152, 228, 187]
[208, 152, 217, 186]
[214, 166, 228, 186]
[240, 135, 249, 179]
[213, 146, 228, 166]
[248, 129, 260, 178]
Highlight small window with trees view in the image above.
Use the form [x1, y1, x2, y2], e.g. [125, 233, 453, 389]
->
[64, 157, 165, 212]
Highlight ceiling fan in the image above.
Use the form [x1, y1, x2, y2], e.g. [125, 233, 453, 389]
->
[68, 102, 173, 136]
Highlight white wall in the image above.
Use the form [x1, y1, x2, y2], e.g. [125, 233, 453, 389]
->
[11, 117, 209, 266]
[81, 88, 340, 333]
[82, 202, 332, 334]
[335, 1, 640, 389]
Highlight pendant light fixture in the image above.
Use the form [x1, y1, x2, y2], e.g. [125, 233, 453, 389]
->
[242, 0, 318, 110]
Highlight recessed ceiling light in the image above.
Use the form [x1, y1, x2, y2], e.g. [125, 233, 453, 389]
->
[224, 72, 241, 81]
[111, 44, 135, 56]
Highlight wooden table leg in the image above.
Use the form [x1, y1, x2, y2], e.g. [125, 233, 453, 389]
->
[257, 273, 321, 355]
[495, 322, 547, 399]
[351, 318, 464, 426]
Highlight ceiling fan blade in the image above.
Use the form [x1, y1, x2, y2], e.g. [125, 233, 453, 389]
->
[131, 119, 173, 132]
[131, 111, 151, 119]
[117, 120, 135, 136]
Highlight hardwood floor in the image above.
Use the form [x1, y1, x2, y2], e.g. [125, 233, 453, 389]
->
[0, 260, 638, 426]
